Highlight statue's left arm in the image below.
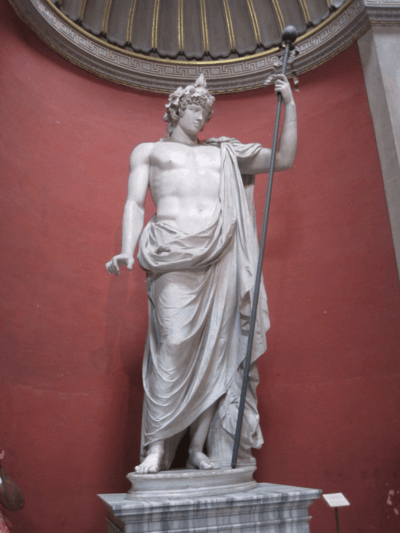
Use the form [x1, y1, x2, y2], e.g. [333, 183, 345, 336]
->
[238, 74, 297, 174]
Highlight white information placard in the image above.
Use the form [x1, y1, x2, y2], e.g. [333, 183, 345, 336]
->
[323, 493, 350, 507]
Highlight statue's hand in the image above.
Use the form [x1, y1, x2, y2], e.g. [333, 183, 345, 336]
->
[105, 253, 134, 276]
[270, 74, 294, 105]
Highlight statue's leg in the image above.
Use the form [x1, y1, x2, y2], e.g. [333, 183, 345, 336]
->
[187, 402, 220, 470]
[135, 440, 165, 474]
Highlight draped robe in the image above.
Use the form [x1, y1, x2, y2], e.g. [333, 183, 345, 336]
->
[138, 138, 270, 467]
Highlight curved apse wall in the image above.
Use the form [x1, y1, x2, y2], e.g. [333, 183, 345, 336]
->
[1, 1, 400, 532]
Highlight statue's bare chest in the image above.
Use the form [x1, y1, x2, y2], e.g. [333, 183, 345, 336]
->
[149, 142, 221, 200]
[151, 142, 220, 171]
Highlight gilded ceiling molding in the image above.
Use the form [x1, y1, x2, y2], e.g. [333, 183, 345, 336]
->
[222, 0, 236, 51]
[270, 0, 285, 34]
[7, 0, 400, 93]
[178, 0, 184, 53]
[199, 0, 209, 54]
[125, 0, 137, 45]
[78, 0, 87, 23]
[298, 0, 312, 24]
[101, 0, 113, 34]
[151, 0, 160, 50]
[246, 0, 262, 44]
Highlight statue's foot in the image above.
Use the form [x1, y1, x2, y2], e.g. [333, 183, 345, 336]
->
[134, 452, 164, 474]
[186, 451, 220, 470]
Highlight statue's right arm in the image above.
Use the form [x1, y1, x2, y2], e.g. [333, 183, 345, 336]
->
[105, 143, 152, 276]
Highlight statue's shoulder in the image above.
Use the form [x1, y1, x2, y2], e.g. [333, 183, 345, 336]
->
[130, 142, 157, 162]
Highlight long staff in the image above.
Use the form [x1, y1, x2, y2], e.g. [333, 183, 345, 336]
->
[231, 26, 298, 469]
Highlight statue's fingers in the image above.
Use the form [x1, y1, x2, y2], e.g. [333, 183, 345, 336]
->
[111, 266, 120, 276]
[265, 73, 281, 83]
[274, 81, 285, 92]
[111, 257, 121, 274]
[127, 258, 134, 270]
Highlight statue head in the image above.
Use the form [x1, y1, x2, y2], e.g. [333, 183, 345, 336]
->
[164, 74, 215, 137]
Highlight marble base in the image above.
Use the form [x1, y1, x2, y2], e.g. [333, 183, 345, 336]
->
[126, 466, 256, 500]
[99, 483, 322, 533]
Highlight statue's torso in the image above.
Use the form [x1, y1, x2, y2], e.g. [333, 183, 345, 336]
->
[148, 141, 221, 233]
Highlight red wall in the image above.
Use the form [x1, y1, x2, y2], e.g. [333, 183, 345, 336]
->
[1, 2, 400, 531]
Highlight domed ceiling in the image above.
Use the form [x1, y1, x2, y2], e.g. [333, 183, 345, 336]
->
[56, 0, 343, 60]
[8, 0, 400, 92]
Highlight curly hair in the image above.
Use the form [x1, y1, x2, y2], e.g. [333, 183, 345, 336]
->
[163, 74, 215, 137]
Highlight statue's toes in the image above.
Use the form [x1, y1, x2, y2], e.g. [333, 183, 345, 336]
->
[200, 460, 221, 470]
[136, 464, 151, 473]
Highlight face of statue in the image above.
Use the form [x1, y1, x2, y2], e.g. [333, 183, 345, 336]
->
[178, 104, 207, 136]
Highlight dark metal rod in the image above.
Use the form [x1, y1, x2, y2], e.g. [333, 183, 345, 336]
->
[335, 508, 341, 533]
[231, 37, 293, 469]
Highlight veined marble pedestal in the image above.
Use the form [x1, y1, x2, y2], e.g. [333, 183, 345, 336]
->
[99, 482, 321, 533]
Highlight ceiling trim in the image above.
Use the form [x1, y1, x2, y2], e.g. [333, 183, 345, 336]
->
[7, 0, 400, 93]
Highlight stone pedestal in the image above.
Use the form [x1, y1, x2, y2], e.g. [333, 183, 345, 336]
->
[99, 483, 321, 533]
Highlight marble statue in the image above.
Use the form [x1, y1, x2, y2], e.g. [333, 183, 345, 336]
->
[106, 74, 297, 474]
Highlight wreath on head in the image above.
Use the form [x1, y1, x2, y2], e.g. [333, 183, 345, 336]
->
[164, 74, 215, 136]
